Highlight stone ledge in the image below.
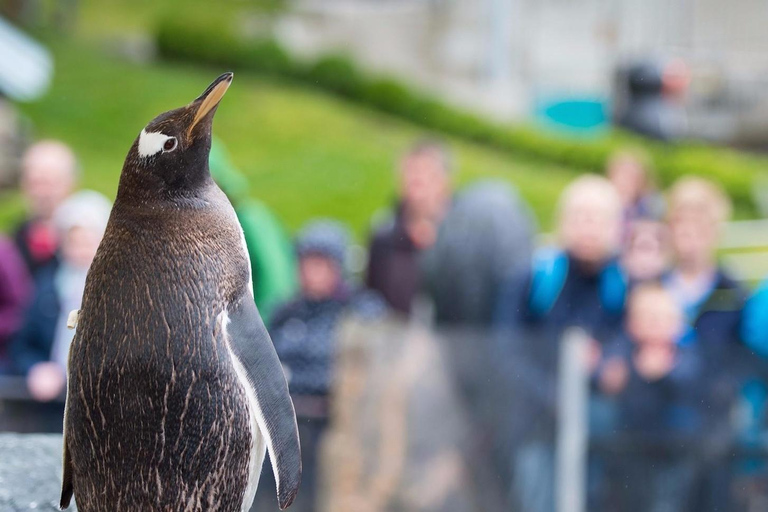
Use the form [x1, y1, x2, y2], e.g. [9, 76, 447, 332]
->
[0, 433, 73, 511]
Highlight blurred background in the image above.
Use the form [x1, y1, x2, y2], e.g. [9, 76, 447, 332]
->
[3, 0, 768, 511]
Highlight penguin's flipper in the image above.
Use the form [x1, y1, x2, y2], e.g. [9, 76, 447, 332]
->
[59, 433, 73, 509]
[226, 294, 301, 510]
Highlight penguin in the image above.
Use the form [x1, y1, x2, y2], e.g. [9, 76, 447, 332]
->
[59, 72, 301, 511]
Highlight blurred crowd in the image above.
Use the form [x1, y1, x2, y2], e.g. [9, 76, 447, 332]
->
[1, 136, 768, 511]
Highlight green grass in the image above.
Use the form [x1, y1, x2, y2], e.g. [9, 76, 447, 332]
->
[77, 0, 284, 39]
[3, 38, 573, 238]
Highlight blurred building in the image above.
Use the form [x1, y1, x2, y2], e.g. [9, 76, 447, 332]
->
[277, 0, 768, 145]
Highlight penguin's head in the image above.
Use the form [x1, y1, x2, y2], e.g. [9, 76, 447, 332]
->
[120, 72, 233, 196]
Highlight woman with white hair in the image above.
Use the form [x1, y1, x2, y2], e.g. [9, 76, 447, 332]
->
[10, 190, 111, 402]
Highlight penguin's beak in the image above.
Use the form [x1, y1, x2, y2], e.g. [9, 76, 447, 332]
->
[188, 72, 233, 136]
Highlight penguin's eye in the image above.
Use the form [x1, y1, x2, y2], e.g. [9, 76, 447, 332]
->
[163, 137, 178, 152]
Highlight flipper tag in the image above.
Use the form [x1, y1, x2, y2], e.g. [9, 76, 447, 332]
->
[67, 310, 80, 330]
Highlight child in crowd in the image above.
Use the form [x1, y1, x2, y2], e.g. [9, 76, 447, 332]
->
[597, 283, 702, 512]
[605, 149, 664, 235]
[272, 220, 383, 400]
[494, 174, 626, 512]
[621, 218, 670, 285]
[598, 284, 702, 433]
[10, 190, 111, 402]
[254, 219, 383, 512]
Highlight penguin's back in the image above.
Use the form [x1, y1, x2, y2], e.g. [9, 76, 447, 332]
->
[65, 184, 255, 511]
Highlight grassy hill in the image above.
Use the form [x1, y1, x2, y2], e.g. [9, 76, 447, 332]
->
[2, 37, 575, 238]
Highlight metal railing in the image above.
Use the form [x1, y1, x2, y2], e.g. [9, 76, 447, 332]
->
[0, 376, 65, 433]
[2, 320, 768, 511]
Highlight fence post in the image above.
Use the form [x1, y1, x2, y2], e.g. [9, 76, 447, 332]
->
[556, 328, 590, 512]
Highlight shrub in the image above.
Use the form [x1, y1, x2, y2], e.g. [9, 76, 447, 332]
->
[155, 16, 767, 215]
[361, 77, 418, 115]
[306, 54, 364, 98]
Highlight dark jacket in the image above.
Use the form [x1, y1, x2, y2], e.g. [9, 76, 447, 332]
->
[662, 269, 749, 439]
[684, 268, 746, 350]
[604, 334, 704, 436]
[0, 237, 31, 370]
[9, 262, 60, 375]
[493, 251, 627, 442]
[619, 352, 704, 436]
[366, 205, 420, 315]
[421, 180, 535, 327]
[496, 251, 626, 344]
[271, 287, 383, 398]
[13, 219, 59, 277]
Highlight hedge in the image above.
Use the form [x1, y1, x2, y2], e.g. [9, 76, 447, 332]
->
[155, 16, 767, 214]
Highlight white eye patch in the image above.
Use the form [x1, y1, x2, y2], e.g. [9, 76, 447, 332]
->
[138, 129, 174, 157]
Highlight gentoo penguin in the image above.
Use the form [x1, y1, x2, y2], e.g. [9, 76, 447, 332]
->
[60, 72, 301, 511]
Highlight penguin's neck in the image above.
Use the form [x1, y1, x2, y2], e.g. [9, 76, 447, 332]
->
[117, 164, 215, 206]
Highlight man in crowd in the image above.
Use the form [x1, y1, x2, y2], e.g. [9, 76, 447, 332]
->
[366, 139, 453, 315]
[494, 174, 626, 512]
[663, 177, 745, 350]
[662, 177, 748, 511]
[496, 174, 626, 344]
[13, 140, 78, 276]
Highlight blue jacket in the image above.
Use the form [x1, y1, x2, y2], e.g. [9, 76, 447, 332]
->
[496, 249, 627, 343]
[493, 250, 627, 442]
[743, 279, 768, 358]
[9, 263, 60, 375]
[666, 268, 749, 438]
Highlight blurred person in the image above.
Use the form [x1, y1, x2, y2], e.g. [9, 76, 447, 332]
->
[419, 180, 536, 509]
[740, 278, 768, 447]
[663, 177, 747, 512]
[0, 236, 31, 373]
[366, 139, 453, 315]
[253, 219, 383, 512]
[597, 284, 702, 512]
[497, 174, 627, 344]
[621, 218, 670, 285]
[9, 190, 110, 402]
[614, 59, 689, 141]
[663, 177, 745, 349]
[605, 149, 664, 231]
[13, 140, 78, 276]
[421, 179, 535, 327]
[494, 174, 626, 512]
[598, 284, 702, 429]
[209, 139, 298, 323]
[589, 217, 669, 507]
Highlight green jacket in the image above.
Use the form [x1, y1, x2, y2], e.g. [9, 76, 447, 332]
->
[209, 139, 297, 323]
